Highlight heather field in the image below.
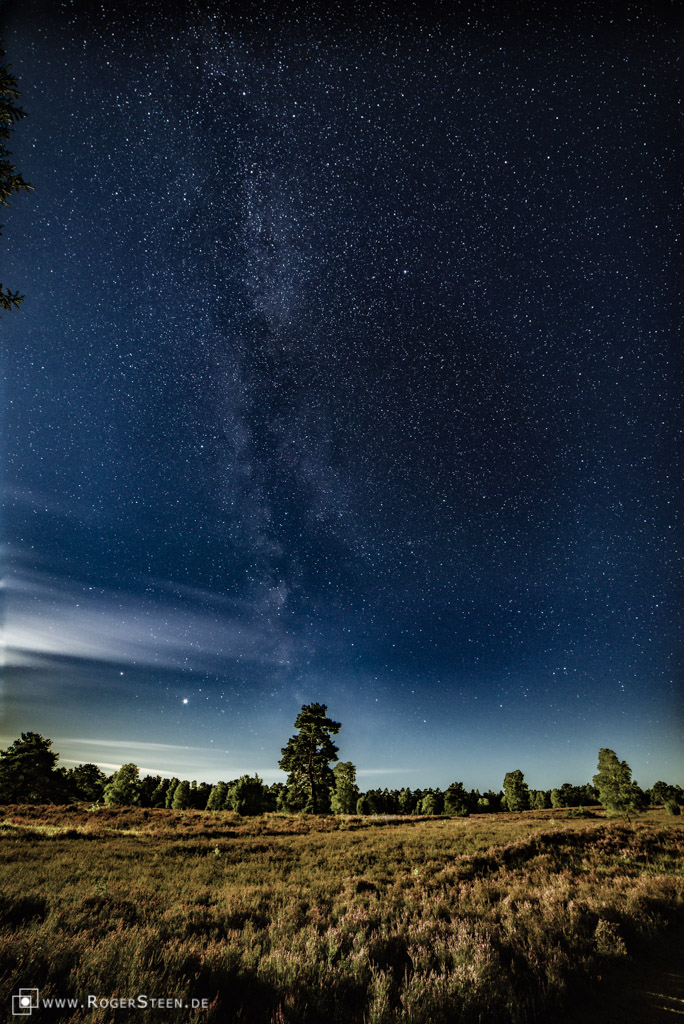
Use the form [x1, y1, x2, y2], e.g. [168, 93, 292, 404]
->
[0, 807, 682, 1023]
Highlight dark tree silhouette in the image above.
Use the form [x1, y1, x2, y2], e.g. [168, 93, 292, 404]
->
[0, 732, 59, 803]
[227, 774, 265, 816]
[66, 763, 107, 802]
[0, 45, 33, 313]
[444, 781, 471, 816]
[279, 703, 340, 813]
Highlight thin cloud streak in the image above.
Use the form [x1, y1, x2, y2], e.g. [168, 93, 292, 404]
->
[3, 565, 296, 675]
[59, 760, 179, 777]
[58, 737, 209, 753]
[59, 757, 287, 784]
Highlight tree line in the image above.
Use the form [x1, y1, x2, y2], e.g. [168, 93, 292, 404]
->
[0, 704, 681, 818]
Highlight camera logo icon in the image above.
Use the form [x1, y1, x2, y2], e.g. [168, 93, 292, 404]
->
[12, 989, 39, 1016]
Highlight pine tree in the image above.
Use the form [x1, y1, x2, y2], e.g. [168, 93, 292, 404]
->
[138, 774, 163, 807]
[206, 781, 228, 810]
[444, 781, 471, 816]
[149, 778, 170, 808]
[397, 787, 417, 814]
[279, 703, 340, 814]
[171, 780, 191, 810]
[165, 778, 180, 808]
[0, 732, 59, 803]
[194, 782, 212, 809]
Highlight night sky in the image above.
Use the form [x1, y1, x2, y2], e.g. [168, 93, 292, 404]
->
[1, 0, 681, 791]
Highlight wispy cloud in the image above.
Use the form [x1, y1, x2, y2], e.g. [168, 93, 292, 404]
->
[58, 738, 209, 753]
[58, 760, 199, 779]
[1, 733, 287, 783]
[57, 758, 287, 783]
[2, 562, 295, 675]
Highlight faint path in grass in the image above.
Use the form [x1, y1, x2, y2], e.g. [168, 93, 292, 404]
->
[558, 925, 684, 1023]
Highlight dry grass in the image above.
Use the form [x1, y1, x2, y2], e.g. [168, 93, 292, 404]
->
[0, 806, 681, 1022]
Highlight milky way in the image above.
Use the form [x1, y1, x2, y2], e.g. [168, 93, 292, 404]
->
[1, 0, 680, 788]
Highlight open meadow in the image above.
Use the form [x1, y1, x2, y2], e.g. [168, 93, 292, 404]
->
[0, 806, 682, 1023]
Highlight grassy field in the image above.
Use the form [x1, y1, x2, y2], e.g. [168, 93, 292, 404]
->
[0, 805, 682, 1022]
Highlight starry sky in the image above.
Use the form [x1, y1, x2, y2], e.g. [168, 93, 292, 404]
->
[1, 0, 681, 791]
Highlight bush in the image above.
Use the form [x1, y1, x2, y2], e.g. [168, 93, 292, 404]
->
[227, 775, 265, 816]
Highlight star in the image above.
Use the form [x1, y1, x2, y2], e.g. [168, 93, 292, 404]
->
[2, 0, 678, 791]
